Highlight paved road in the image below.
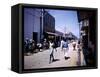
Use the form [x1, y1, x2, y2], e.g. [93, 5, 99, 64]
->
[24, 42, 86, 69]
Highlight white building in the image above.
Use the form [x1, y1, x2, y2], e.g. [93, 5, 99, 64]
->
[24, 8, 42, 43]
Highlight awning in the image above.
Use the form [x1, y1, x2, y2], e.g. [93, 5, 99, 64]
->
[46, 32, 59, 36]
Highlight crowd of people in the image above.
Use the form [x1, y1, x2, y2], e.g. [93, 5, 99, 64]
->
[24, 38, 49, 55]
[24, 38, 82, 64]
[24, 38, 59, 54]
[24, 38, 64, 55]
[49, 39, 82, 63]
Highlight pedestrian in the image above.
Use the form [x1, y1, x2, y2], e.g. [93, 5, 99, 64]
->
[77, 40, 81, 51]
[49, 41, 55, 64]
[77, 40, 81, 65]
[53, 40, 57, 52]
[37, 42, 42, 52]
[72, 40, 76, 50]
[63, 40, 69, 59]
[43, 38, 48, 49]
[60, 39, 64, 51]
[29, 39, 33, 54]
[32, 40, 36, 53]
[24, 38, 30, 54]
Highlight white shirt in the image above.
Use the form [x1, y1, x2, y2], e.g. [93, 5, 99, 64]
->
[49, 42, 54, 54]
[60, 40, 64, 47]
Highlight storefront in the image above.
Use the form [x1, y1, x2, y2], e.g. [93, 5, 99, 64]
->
[77, 10, 97, 66]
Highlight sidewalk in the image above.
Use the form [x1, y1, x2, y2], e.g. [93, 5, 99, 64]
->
[24, 42, 86, 69]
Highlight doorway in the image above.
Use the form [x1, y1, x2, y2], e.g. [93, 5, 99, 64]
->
[33, 32, 38, 43]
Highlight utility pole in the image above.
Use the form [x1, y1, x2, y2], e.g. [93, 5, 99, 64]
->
[63, 26, 67, 38]
[40, 9, 44, 41]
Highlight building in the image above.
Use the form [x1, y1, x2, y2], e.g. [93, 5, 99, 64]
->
[55, 30, 63, 40]
[77, 10, 97, 66]
[24, 8, 42, 43]
[24, 8, 56, 43]
[55, 30, 64, 46]
[64, 32, 78, 41]
[43, 11, 55, 41]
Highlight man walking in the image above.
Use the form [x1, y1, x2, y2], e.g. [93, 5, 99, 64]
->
[49, 40, 55, 64]
[63, 40, 69, 59]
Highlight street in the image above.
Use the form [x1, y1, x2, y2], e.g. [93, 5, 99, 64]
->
[24, 42, 86, 69]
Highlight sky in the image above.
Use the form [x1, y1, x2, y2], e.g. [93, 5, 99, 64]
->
[46, 9, 80, 38]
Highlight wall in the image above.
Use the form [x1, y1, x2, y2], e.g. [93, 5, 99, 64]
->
[0, 0, 100, 77]
[43, 11, 55, 33]
[24, 8, 41, 42]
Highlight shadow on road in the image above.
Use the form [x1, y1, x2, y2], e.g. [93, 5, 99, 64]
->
[53, 59, 60, 62]
[64, 57, 70, 60]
